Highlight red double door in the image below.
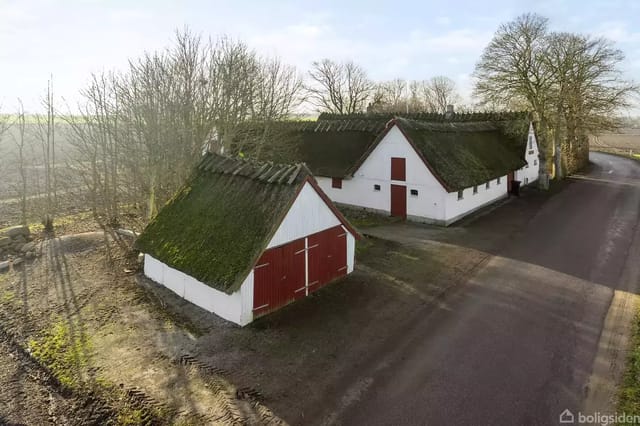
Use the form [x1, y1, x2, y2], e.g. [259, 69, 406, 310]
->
[252, 225, 348, 317]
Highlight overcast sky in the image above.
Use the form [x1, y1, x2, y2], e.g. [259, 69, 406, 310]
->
[1, 0, 639, 114]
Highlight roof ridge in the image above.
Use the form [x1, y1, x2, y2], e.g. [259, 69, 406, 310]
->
[197, 152, 308, 185]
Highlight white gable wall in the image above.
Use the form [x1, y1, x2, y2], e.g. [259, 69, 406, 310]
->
[515, 122, 540, 186]
[317, 125, 448, 221]
[267, 181, 341, 249]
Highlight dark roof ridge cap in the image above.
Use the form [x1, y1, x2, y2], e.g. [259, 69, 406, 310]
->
[198, 152, 308, 185]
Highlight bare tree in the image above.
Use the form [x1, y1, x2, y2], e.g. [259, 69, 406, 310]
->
[12, 100, 28, 225]
[474, 13, 637, 178]
[66, 28, 304, 247]
[370, 79, 408, 112]
[424, 76, 461, 113]
[34, 78, 57, 229]
[306, 59, 373, 113]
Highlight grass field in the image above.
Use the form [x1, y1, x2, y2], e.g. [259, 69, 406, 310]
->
[590, 129, 640, 155]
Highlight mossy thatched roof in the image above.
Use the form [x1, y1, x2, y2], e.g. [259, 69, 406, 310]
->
[230, 113, 531, 191]
[230, 119, 386, 177]
[135, 153, 311, 294]
[393, 118, 527, 191]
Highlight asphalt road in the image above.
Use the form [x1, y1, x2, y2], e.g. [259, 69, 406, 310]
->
[326, 152, 640, 426]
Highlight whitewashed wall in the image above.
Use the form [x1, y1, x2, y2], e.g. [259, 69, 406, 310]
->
[143, 254, 254, 326]
[267, 182, 341, 249]
[345, 228, 355, 273]
[316, 124, 517, 225]
[317, 125, 448, 221]
[515, 122, 540, 185]
[443, 175, 508, 225]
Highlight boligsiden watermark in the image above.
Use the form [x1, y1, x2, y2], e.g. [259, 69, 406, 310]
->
[559, 408, 640, 425]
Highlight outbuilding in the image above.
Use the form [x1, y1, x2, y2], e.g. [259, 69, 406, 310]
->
[136, 153, 360, 326]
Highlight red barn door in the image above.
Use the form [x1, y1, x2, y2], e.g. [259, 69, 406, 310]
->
[308, 225, 348, 293]
[252, 238, 305, 317]
[253, 226, 348, 318]
[390, 184, 407, 218]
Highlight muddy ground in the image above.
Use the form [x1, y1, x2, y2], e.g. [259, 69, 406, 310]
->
[0, 218, 489, 425]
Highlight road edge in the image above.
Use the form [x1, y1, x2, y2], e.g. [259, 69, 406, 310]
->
[583, 290, 640, 417]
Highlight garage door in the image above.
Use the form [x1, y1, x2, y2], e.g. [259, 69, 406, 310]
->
[308, 225, 348, 293]
[253, 225, 348, 317]
[252, 238, 305, 317]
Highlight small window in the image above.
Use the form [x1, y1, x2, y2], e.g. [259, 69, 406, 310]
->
[534, 159, 538, 166]
[528, 135, 533, 149]
[457, 190, 463, 200]
[332, 178, 342, 189]
[525, 178, 529, 184]
[473, 186, 478, 195]
[373, 184, 381, 191]
[410, 189, 418, 196]
[486, 182, 490, 190]
[497, 177, 501, 184]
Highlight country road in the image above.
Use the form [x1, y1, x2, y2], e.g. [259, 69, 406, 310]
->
[325, 152, 640, 425]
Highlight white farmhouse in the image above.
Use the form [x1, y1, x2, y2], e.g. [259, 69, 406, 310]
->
[250, 113, 539, 226]
[136, 153, 359, 326]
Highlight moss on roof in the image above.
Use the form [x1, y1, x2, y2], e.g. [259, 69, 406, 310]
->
[231, 120, 386, 177]
[135, 153, 309, 294]
[230, 113, 532, 189]
[395, 118, 527, 191]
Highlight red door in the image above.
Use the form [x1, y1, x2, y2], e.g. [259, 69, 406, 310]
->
[391, 157, 406, 181]
[253, 238, 305, 317]
[390, 184, 407, 218]
[507, 171, 515, 193]
[308, 225, 348, 293]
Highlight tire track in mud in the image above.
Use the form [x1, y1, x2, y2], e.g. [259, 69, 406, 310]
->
[0, 311, 114, 425]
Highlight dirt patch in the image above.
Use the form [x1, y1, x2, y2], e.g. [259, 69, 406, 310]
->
[0, 235, 279, 424]
[140, 235, 489, 424]
[0, 226, 489, 424]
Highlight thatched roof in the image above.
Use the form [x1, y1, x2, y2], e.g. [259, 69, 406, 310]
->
[393, 118, 527, 190]
[136, 153, 312, 294]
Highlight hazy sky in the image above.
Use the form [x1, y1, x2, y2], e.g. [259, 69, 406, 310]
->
[1, 0, 639, 114]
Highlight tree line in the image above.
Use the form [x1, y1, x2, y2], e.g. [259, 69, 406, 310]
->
[473, 13, 638, 177]
[0, 13, 636, 246]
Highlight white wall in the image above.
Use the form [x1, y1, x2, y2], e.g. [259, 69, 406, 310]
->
[515, 122, 540, 186]
[443, 175, 508, 225]
[143, 254, 253, 326]
[267, 181, 341, 249]
[317, 125, 448, 221]
[316, 124, 516, 225]
[345, 227, 355, 273]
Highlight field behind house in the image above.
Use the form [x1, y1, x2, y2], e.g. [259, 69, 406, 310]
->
[590, 128, 640, 157]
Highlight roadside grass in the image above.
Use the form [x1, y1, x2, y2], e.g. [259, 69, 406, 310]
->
[591, 148, 640, 163]
[618, 311, 640, 422]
